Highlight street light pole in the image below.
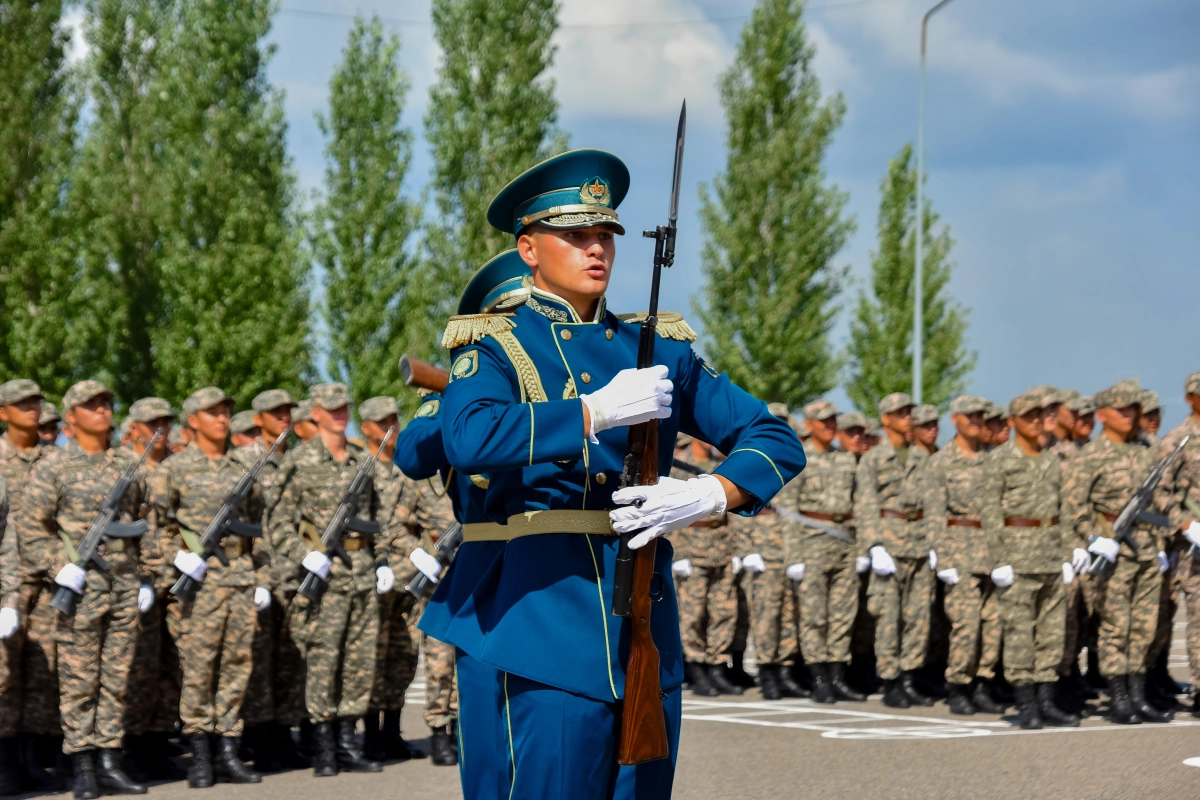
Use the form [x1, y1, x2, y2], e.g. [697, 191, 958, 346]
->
[914, 0, 956, 406]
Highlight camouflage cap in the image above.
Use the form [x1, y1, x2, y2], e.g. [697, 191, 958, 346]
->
[983, 401, 1005, 421]
[1186, 371, 1200, 395]
[912, 404, 940, 425]
[949, 395, 989, 416]
[837, 411, 868, 430]
[230, 410, 259, 434]
[1059, 388, 1081, 404]
[865, 418, 882, 436]
[128, 397, 173, 423]
[767, 402, 790, 420]
[309, 382, 350, 410]
[1066, 394, 1096, 415]
[168, 424, 185, 447]
[794, 421, 811, 439]
[0, 379, 43, 406]
[1140, 390, 1161, 414]
[293, 400, 313, 423]
[877, 392, 914, 415]
[359, 396, 399, 423]
[252, 389, 298, 413]
[1030, 384, 1063, 407]
[182, 387, 232, 417]
[1094, 380, 1143, 410]
[118, 418, 131, 438]
[1008, 390, 1045, 418]
[63, 380, 114, 410]
[39, 401, 60, 425]
[803, 399, 837, 421]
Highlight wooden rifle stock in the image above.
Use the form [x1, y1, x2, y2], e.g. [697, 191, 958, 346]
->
[399, 354, 449, 393]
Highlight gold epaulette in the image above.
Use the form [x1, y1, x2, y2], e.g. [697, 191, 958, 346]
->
[616, 311, 697, 342]
[441, 313, 517, 350]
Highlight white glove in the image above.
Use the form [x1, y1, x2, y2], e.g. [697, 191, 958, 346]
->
[376, 565, 395, 594]
[1185, 521, 1200, 549]
[671, 559, 693, 578]
[254, 587, 272, 611]
[610, 475, 727, 550]
[580, 366, 673, 442]
[1087, 537, 1120, 564]
[936, 568, 959, 586]
[929, 549, 938, 571]
[991, 565, 1015, 588]
[410, 547, 442, 582]
[174, 550, 207, 582]
[55, 563, 86, 594]
[730, 555, 743, 575]
[855, 556, 871, 574]
[869, 546, 895, 576]
[743, 553, 766, 574]
[1062, 563, 1075, 585]
[1071, 548, 1091, 575]
[1158, 551, 1170, 574]
[301, 550, 332, 580]
[137, 584, 154, 613]
[785, 563, 806, 582]
[0, 608, 18, 639]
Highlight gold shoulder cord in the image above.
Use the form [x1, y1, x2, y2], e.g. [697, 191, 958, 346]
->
[491, 329, 548, 404]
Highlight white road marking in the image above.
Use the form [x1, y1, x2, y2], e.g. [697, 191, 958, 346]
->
[1182, 757, 1200, 768]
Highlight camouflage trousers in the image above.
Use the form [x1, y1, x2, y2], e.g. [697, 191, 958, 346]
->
[749, 567, 797, 666]
[273, 590, 308, 726]
[1059, 573, 1099, 675]
[1177, 551, 1200, 687]
[55, 583, 138, 754]
[797, 558, 859, 665]
[0, 624, 21, 737]
[304, 588, 379, 723]
[241, 604, 275, 728]
[174, 585, 255, 736]
[866, 557, 932, 680]
[1146, 541, 1187, 667]
[124, 589, 181, 735]
[370, 591, 419, 713]
[943, 574, 1001, 684]
[676, 565, 737, 665]
[733, 568, 751, 656]
[20, 580, 61, 734]
[423, 634, 457, 729]
[997, 572, 1065, 685]
[1095, 557, 1161, 677]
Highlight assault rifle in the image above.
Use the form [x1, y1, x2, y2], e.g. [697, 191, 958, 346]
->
[170, 429, 289, 600]
[399, 354, 449, 393]
[50, 432, 161, 615]
[404, 522, 464, 600]
[298, 428, 394, 600]
[611, 101, 685, 767]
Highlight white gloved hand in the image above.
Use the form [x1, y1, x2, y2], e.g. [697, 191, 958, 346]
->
[1071, 548, 1091, 575]
[0, 608, 19, 639]
[1062, 563, 1075, 585]
[410, 548, 442, 582]
[55, 563, 86, 594]
[376, 565, 395, 594]
[610, 475, 727, 550]
[936, 568, 960, 586]
[991, 565, 1015, 588]
[174, 550, 207, 582]
[254, 587, 272, 611]
[731, 555, 743, 575]
[743, 553, 766, 574]
[785, 563, 806, 582]
[580, 366, 673, 443]
[301, 551, 332, 581]
[869, 546, 895, 576]
[137, 584, 154, 613]
[671, 559, 693, 578]
[855, 556, 871, 574]
[1158, 551, 1170, 574]
[1185, 521, 1200, 549]
[929, 549, 938, 571]
[1087, 536, 1120, 563]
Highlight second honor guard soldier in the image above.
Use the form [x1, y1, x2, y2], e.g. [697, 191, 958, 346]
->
[435, 150, 805, 797]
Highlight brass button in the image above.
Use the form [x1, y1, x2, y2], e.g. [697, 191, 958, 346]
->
[595, 472, 607, 485]
[581, 372, 592, 384]
[605, 329, 614, 340]
[560, 329, 572, 341]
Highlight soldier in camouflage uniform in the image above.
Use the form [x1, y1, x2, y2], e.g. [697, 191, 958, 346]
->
[269, 383, 393, 777]
[1138, 390, 1161, 449]
[984, 403, 1009, 448]
[154, 388, 269, 786]
[229, 412, 260, 449]
[911, 405, 940, 455]
[20, 381, 156, 798]
[39, 403, 61, 447]
[856, 392, 934, 708]
[291, 401, 317, 443]
[0, 476, 16, 794]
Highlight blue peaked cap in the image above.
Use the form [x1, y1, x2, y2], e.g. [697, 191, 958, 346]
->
[457, 249, 533, 316]
[487, 149, 630, 237]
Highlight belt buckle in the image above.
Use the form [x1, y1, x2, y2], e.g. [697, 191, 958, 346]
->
[906, 510, 920, 522]
[831, 513, 847, 524]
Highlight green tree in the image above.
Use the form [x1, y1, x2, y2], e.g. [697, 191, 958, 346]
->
[311, 15, 420, 409]
[695, 0, 853, 407]
[844, 143, 974, 412]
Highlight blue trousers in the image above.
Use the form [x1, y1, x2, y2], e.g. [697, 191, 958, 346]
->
[456, 651, 682, 799]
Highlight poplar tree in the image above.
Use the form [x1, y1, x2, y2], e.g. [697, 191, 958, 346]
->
[844, 143, 974, 412]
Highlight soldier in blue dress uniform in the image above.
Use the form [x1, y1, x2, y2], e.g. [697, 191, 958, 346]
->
[423, 149, 806, 799]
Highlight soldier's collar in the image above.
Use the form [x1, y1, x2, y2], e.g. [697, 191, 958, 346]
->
[526, 288, 607, 324]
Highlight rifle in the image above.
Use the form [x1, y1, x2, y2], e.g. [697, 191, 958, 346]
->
[404, 522, 464, 599]
[298, 428, 395, 600]
[1088, 434, 1189, 576]
[50, 431, 162, 615]
[670, 458, 702, 476]
[399, 354, 449, 393]
[170, 429, 289, 601]
[612, 100, 685, 767]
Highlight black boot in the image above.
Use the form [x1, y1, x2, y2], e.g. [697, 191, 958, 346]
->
[1107, 675, 1142, 725]
[758, 664, 782, 701]
[187, 734, 214, 788]
[94, 748, 146, 795]
[707, 663, 744, 696]
[728, 650, 757, 689]
[0, 738, 20, 796]
[1014, 684, 1043, 730]
[72, 751, 99, 800]
[1193, 690, 1200, 719]
[335, 719, 382, 773]
[274, 724, 309, 770]
[20, 733, 63, 791]
[310, 723, 336, 777]
[901, 670, 934, 706]
[1037, 682, 1080, 727]
[1127, 673, 1173, 723]
[430, 724, 457, 767]
[946, 683, 976, 716]
[687, 662, 718, 697]
[153, 731, 186, 780]
[382, 710, 422, 761]
[778, 664, 810, 698]
[809, 663, 835, 704]
[829, 662, 866, 702]
[244, 724, 281, 773]
[362, 713, 385, 763]
[213, 737, 260, 784]
[882, 679, 910, 708]
[970, 678, 1006, 713]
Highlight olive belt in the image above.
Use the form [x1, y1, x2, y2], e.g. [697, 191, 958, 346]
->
[462, 510, 616, 543]
[880, 509, 924, 521]
[1004, 516, 1059, 528]
[800, 511, 853, 523]
[947, 517, 982, 528]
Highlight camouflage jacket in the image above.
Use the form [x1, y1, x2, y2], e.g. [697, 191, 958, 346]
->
[0, 478, 11, 607]
[1049, 438, 1085, 462]
[855, 441, 929, 558]
[17, 440, 157, 591]
[730, 512, 787, 566]
[268, 436, 390, 593]
[0, 436, 60, 529]
[1154, 416, 1200, 533]
[382, 464, 455, 586]
[981, 439, 1070, 573]
[667, 452, 742, 567]
[236, 437, 289, 525]
[778, 445, 856, 568]
[923, 443, 989, 575]
[1063, 434, 1160, 562]
[153, 443, 270, 590]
